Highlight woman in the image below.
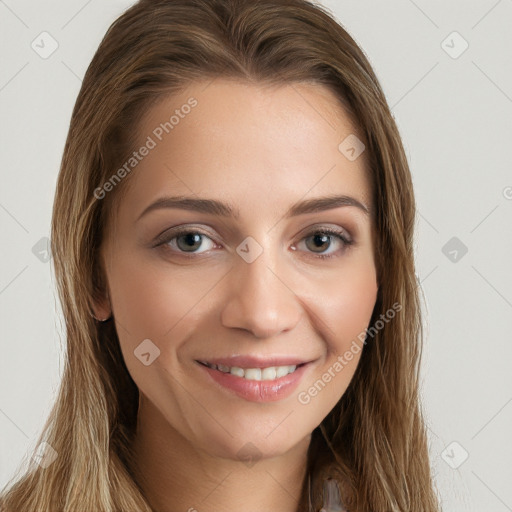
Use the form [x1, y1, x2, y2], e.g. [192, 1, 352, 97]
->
[0, 0, 440, 510]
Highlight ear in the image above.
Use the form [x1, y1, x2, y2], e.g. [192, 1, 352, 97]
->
[92, 292, 112, 321]
[91, 259, 112, 320]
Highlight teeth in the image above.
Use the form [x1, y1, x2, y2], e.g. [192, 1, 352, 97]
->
[261, 367, 277, 380]
[230, 366, 245, 377]
[243, 368, 261, 380]
[204, 362, 298, 380]
[276, 366, 291, 378]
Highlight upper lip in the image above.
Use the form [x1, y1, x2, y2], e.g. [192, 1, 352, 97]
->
[196, 355, 313, 369]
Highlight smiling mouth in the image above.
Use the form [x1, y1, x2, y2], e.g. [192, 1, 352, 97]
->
[196, 360, 307, 381]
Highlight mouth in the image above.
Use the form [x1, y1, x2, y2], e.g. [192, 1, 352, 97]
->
[196, 360, 308, 381]
[194, 357, 314, 402]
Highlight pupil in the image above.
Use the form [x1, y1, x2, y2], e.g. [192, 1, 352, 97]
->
[178, 233, 202, 251]
[310, 233, 329, 252]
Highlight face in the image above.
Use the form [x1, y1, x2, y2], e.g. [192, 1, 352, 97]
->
[96, 79, 378, 460]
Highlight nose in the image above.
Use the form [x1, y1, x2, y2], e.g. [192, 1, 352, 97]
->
[220, 246, 303, 338]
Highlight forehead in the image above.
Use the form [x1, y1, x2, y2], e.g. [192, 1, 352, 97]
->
[112, 79, 371, 225]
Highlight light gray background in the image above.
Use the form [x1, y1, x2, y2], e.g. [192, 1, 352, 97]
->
[1, 0, 511, 510]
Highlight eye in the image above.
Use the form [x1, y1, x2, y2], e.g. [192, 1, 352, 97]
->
[155, 228, 217, 255]
[294, 227, 353, 259]
[153, 225, 353, 260]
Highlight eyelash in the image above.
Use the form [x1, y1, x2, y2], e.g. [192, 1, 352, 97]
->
[299, 227, 354, 259]
[154, 226, 354, 260]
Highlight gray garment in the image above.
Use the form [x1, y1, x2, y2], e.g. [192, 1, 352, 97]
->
[320, 478, 347, 512]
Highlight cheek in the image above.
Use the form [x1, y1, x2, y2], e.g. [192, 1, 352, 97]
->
[106, 254, 225, 392]
[297, 256, 378, 405]
[310, 252, 378, 351]
[106, 255, 213, 404]
[323, 272, 378, 351]
[107, 252, 220, 340]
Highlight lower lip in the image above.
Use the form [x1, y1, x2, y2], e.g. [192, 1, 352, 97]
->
[196, 361, 311, 402]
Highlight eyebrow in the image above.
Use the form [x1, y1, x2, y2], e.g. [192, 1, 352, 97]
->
[136, 194, 370, 222]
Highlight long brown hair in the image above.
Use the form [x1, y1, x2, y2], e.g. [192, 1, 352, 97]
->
[1, 0, 440, 510]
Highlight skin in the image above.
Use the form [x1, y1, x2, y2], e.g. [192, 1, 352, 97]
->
[94, 79, 379, 512]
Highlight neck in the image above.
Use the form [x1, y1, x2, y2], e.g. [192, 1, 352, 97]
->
[131, 397, 311, 512]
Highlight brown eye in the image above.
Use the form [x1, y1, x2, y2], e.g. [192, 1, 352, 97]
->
[305, 233, 332, 253]
[297, 228, 353, 260]
[156, 229, 217, 255]
[175, 232, 204, 252]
